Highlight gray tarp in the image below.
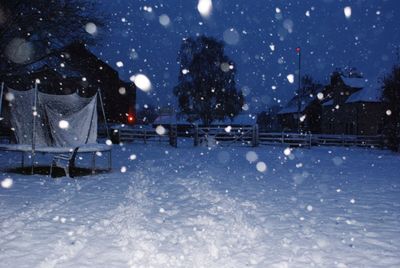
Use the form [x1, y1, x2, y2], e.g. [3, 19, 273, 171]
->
[8, 88, 97, 147]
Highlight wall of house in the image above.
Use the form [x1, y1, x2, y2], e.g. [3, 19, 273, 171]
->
[322, 102, 386, 136]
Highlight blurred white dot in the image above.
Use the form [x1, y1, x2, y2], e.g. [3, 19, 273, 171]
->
[223, 28, 240, 45]
[246, 151, 258, 163]
[256, 162, 267, 172]
[220, 62, 231, 72]
[197, 0, 213, 18]
[350, 198, 355, 204]
[5, 92, 15, 102]
[344, 6, 352, 19]
[1, 178, 13, 189]
[129, 154, 137, 160]
[130, 74, 152, 92]
[287, 74, 294, 84]
[317, 92, 324, 100]
[155, 125, 166, 135]
[182, 69, 190, 75]
[269, 44, 275, 51]
[58, 120, 69, 129]
[284, 147, 291, 156]
[85, 22, 97, 35]
[105, 139, 112, 146]
[120, 166, 127, 173]
[116, 61, 124, 68]
[386, 110, 392, 116]
[118, 87, 126, 95]
[306, 205, 313, 211]
[224, 126, 232, 133]
[159, 14, 171, 26]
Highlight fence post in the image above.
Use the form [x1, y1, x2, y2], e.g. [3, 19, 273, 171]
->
[252, 124, 259, 147]
[169, 124, 177, 148]
[194, 125, 199, 146]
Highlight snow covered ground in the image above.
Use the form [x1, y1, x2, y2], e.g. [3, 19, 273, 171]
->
[1, 141, 400, 267]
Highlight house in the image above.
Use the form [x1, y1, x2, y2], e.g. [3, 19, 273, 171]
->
[321, 73, 386, 135]
[61, 42, 136, 124]
[277, 91, 323, 133]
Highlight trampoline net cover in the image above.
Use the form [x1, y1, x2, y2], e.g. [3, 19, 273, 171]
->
[8, 88, 97, 147]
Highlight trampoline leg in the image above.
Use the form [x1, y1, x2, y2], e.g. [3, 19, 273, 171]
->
[31, 154, 34, 175]
[108, 151, 112, 171]
[92, 152, 96, 174]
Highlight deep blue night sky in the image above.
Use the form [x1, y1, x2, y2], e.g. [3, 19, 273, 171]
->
[93, 0, 400, 113]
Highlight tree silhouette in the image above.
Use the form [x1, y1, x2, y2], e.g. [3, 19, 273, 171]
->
[382, 64, 400, 151]
[174, 36, 244, 126]
[0, 0, 103, 77]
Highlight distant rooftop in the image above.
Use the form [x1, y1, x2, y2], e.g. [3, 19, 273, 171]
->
[346, 84, 383, 103]
[340, 75, 367, 89]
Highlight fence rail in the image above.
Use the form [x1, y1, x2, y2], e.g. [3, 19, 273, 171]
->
[110, 124, 384, 149]
[111, 125, 178, 147]
[194, 125, 259, 147]
[258, 132, 312, 148]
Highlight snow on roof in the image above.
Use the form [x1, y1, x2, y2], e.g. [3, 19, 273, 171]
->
[340, 76, 366, 88]
[346, 85, 383, 103]
[322, 99, 334, 106]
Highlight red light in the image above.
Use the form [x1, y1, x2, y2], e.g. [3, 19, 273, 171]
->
[296, 47, 301, 53]
[127, 114, 135, 124]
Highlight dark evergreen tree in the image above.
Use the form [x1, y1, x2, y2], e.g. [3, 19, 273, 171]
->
[382, 64, 400, 151]
[173, 36, 244, 126]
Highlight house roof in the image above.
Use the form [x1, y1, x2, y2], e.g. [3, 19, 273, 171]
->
[278, 94, 317, 115]
[346, 85, 383, 103]
[340, 76, 366, 89]
[322, 99, 334, 106]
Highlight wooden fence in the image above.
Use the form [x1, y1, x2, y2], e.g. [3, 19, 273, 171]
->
[109, 123, 385, 149]
[258, 132, 312, 148]
[111, 125, 177, 147]
[193, 125, 259, 147]
[258, 132, 383, 148]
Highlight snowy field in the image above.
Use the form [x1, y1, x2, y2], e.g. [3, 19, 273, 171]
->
[1, 141, 400, 268]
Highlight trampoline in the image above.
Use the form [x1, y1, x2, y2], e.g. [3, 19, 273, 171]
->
[0, 143, 112, 173]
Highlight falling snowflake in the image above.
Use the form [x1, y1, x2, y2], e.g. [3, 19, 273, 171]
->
[287, 74, 295, 84]
[1, 178, 13, 189]
[344, 6, 352, 19]
[58, 120, 69, 129]
[197, 0, 213, 18]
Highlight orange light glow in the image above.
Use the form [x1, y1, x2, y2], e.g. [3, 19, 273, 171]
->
[127, 114, 135, 124]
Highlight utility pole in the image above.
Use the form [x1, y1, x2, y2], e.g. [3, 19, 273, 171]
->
[296, 47, 301, 133]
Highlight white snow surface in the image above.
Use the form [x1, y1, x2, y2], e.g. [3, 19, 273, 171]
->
[1, 142, 400, 267]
